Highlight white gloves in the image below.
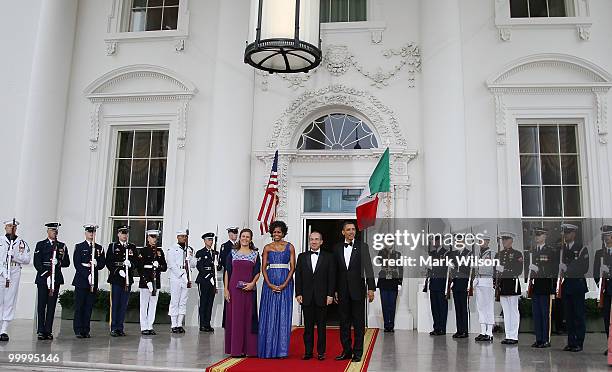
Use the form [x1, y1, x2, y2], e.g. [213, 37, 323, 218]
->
[81, 262, 91, 268]
[496, 265, 505, 273]
[153, 261, 159, 268]
[147, 282, 153, 293]
[398, 285, 402, 292]
[448, 261, 456, 269]
[183, 275, 188, 286]
[46, 276, 52, 288]
[124, 260, 131, 269]
[529, 264, 539, 273]
[119, 269, 126, 278]
[52, 258, 58, 266]
[602, 265, 610, 274]
[88, 274, 93, 285]
[559, 263, 567, 272]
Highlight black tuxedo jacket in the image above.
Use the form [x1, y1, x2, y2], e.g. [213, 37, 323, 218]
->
[295, 250, 336, 307]
[333, 241, 375, 301]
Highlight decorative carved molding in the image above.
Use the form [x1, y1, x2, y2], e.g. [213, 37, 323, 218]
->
[256, 70, 269, 92]
[494, 94, 507, 146]
[175, 38, 186, 52]
[577, 25, 591, 41]
[594, 89, 609, 144]
[105, 41, 117, 56]
[89, 103, 102, 151]
[257, 43, 421, 91]
[499, 28, 511, 42]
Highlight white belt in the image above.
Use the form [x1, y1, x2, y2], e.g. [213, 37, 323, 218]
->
[144, 265, 153, 269]
[268, 264, 290, 270]
[10, 262, 20, 267]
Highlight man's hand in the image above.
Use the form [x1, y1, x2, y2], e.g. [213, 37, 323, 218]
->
[496, 265, 505, 273]
[602, 264, 610, 274]
[397, 285, 402, 292]
[125, 260, 131, 269]
[334, 292, 339, 304]
[559, 263, 567, 272]
[367, 290, 375, 303]
[153, 261, 159, 268]
[147, 282, 153, 292]
[119, 269, 126, 278]
[326, 296, 333, 305]
[296, 295, 303, 304]
[529, 264, 539, 273]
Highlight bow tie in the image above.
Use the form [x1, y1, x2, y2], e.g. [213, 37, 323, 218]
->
[344, 242, 353, 248]
[311, 251, 319, 256]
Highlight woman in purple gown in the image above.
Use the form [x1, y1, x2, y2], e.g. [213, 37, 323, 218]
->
[258, 221, 295, 358]
[224, 228, 261, 357]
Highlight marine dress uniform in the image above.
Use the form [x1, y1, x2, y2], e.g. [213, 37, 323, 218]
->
[137, 230, 167, 335]
[495, 232, 523, 345]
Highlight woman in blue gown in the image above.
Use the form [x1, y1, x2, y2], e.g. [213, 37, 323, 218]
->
[258, 220, 296, 358]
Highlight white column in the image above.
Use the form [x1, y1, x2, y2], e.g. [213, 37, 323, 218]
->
[16, 0, 78, 239]
[420, 0, 467, 218]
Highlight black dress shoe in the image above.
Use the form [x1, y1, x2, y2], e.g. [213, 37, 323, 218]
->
[474, 334, 484, 341]
[563, 345, 573, 351]
[570, 346, 583, 352]
[302, 354, 312, 360]
[204, 326, 214, 332]
[531, 342, 540, 347]
[506, 339, 518, 345]
[0, 333, 9, 341]
[149, 329, 156, 335]
[178, 327, 185, 333]
[76, 334, 84, 338]
[335, 352, 352, 361]
[351, 355, 362, 363]
[118, 330, 126, 336]
[436, 330, 446, 335]
[429, 330, 438, 336]
[604, 349, 608, 356]
[453, 332, 468, 339]
[199, 327, 206, 332]
[110, 330, 121, 337]
[84, 333, 91, 338]
[537, 342, 551, 348]
[45, 333, 53, 340]
[141, 330, 150, 335]
[317, 354, 325, 361]
[37, 333, 45, 340]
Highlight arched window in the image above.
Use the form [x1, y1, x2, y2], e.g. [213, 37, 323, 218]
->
[297, 113, 378, 150]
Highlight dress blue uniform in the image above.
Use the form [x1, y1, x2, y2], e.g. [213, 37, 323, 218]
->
[196, 232, 218, 332]
[428, 241, 449, 335]
[105, 226, 137, 336]
[594, 227, 612, 342]
[450, 243, 471, 337]
[559, 224, 589, 352]
[72, 225, 105, 338]
[33, 222, 70, 340]
[376, 248, 403, 332]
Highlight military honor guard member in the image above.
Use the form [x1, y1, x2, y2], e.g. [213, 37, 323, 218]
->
[295, 231, 335, 360]
[559, 223, 589, 352]
[525, 227, 557, 348]
[0, 219, 31, 341]
[427, 235, 449, 336]
[495, 232, 523, 345]
[167, 229, 196, 333]
[34, 222, 70, 340]
[474, 234, 495, 342]
[137, 229, 167, 335]
[450, 234, 471, 339]
[72, 224, 105, 338]
[218, 227, 238, 272]
[376, 243, 403, 333]
[593, 225, 612, 354]
[196, 232, 218, 332]
[106, 225, 137, 337]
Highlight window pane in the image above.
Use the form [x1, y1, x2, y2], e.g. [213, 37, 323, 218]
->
[149, 0, 163, 7]
[129, 188, 147, 216]
[118, 131, 134, 158]
[521, 186, 542, 217]
[541, 155, 560, 185]
[548, 0, 567, 16]
[133, 131, 151, 158]
[563, 186, 581, 216]
[519, 125, 538, 153]
[165, 0, 180, 5]
[112, 219, 129, 234]
[543, 186, 562, 216]
[520, 155, 540, 184]
[530, 0, 549, 17]
[162, 6, 178, 30]
[538, 126, 558, 153]
[304, 189, 363, 213]
[561, 155, 579, 184]
[130, 9, 147, 32]
[113, 188, 129, 216]
[132, 0, 147, 7]
[130, 219, 147, 247]
[349, 0, 367, 22]
[330, 0, 348, 22]
[149, 159, 167, 187]
[559, 125, 577, 153]
[147, 188, 165, 216]
[320, 0, 330, 22]
[146, 7, 163, 31]
[131, 159, 150, 187]
[151, 130, 169, 157]
[115, 159, 132, 187]
[510, 0, 529, 17]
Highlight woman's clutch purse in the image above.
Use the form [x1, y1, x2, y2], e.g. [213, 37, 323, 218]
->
[237, 280, 248, 289]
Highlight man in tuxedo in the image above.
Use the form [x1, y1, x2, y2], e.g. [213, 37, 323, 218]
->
[295, 231, 335, 360]
[333, 221, 375, 363]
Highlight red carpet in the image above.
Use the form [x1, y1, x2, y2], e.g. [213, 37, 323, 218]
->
[206, 327, 378, 372]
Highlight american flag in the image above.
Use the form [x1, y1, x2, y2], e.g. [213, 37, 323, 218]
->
[258, 150, 279, 235]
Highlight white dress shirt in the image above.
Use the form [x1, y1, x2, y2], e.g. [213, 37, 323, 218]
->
[344, 240, 353, 270]
[310, 249, 319, 271]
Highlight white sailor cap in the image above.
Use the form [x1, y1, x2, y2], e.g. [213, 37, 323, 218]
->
[479, 233, 492, 241]
[3, 219, 19, 226]
[146, 229, 161, 237]
[498, 232, 516, 240]
[83, 224, 99, 232]
[176, 229, 188, 236]
[560, 223, 578, 233]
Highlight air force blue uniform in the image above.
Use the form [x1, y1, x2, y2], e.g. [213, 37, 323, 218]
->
[428, 245, 449, 334]
[196, 246, 217, 331]
[72, 241, 105, 337]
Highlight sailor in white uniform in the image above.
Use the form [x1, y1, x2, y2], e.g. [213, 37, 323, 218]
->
[474, 234, 495, 342]
[0, 219, 31, 341]
[166, 229, 196, 333]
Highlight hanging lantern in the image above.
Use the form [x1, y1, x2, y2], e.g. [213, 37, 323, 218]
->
[245, 0, 321, 74]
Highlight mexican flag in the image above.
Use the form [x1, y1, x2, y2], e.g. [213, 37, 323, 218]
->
[356, 148, 390, 230]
